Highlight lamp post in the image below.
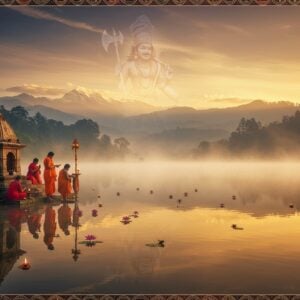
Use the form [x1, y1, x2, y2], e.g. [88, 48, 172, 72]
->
[72, 139, 80, 194]
[72, 138, 80, 174]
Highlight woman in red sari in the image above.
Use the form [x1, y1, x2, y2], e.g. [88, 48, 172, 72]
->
[27, 158, 42, 185]
[6, 175, 27, 202]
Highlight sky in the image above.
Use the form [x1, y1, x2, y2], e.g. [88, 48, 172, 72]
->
[1, 6, 300, 108]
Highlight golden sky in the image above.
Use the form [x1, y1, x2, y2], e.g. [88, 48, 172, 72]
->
[1, 6, 300, 108]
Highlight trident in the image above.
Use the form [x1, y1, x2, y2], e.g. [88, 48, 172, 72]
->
[102, 29, 125, 89]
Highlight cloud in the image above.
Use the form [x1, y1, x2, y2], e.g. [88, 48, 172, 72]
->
[10, 7, 104, 34]
[6, 84, 66, 97]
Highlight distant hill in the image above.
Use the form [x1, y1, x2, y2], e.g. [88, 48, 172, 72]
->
[0, 94, 83, 124]
[136, 127, 229, 156]
[123, 100, 300, 135]
[0, 90, 162, 117]
[1, 91, 300, 156]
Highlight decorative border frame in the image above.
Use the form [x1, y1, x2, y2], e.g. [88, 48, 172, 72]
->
[0, 0, 298, 296]
[0, 0, 298, 5]
[0, 296, 299, 299]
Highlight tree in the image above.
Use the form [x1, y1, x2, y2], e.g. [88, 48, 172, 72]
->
[114, 137, 130, 158]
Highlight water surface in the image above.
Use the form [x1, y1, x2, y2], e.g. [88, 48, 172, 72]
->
[0, 161, 300, 294]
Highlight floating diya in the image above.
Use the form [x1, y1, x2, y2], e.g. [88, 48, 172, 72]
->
[145, 240, 165, 248]
[289, 203, 294, 208]
[19, 257, 31, 270]
[177, 199, 182, 204]
[121, 216, 132, 224]
[150, 190, 154, 194]
[231, 224, 244, 230]
[169, 195, 173, 199]
[97, 195, 101, 199]
[136, 187, 140, 191]
[184, 192, 188, 197]
[117, 192, 120, 196]
[158, 240, 165, 247]
[131, 211, 139, 218]
[98, 203, 103, 208]
[220, 203, 225, 208]
[194, 189, 198, 192]
[232, 195, 236, 200]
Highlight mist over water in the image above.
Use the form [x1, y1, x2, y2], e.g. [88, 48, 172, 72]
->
[2, 161, 300, 293]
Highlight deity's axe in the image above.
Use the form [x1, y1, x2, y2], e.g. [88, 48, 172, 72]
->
[101, 29, 125, 89]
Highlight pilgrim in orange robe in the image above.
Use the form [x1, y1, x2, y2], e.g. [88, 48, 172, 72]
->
[7, 180, 27, 202]
[43, 205, 56, 250]
[27, 162, 42, 185]
[43, 157, 57, 197]
[58, 169, 72, 200]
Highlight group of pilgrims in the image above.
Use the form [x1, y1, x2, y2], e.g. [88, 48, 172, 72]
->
[6, 151, 76, 202]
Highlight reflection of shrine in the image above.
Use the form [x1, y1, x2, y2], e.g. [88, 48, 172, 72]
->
[0, 212, 26, 284]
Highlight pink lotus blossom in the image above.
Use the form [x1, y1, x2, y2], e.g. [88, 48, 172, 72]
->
[85, 234, 96, 241]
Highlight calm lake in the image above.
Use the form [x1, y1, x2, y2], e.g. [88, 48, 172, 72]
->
[1, 161, 300, 294]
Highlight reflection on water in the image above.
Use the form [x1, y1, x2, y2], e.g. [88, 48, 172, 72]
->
[1, 162, 300, 293]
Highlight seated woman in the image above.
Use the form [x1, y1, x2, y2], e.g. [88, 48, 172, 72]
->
[7, 175, 27, 202]
[58, 164, 74, 201]
[26, 158, 42, 185]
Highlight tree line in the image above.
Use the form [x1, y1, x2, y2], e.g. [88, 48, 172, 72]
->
[194, 110, 300, 158]
[0, 106, 131, 160]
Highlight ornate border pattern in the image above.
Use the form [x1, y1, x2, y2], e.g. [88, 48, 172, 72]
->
[1, 0, 300, 4]
[0, 296, 299, 299]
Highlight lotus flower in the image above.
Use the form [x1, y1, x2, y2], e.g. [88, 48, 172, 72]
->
[122, 216, 131, 221]
[85, 234, 96, 241]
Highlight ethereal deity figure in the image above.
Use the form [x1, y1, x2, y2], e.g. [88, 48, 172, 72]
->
[119, 15, 176, 99]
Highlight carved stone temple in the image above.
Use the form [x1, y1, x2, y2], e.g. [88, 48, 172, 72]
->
[0, 114, 25, 196]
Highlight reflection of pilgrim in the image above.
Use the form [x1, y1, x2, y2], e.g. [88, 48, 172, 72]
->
[58, 203, 72, 236]
[120, 15, 175, 98]
[27, 212, 42, 239]
[43, 204, 56, 250]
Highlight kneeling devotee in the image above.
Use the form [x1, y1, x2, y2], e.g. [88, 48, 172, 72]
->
[7, 175, 27, 202]
[27, 158, 42, 185]
[43, 152, 60, 200]
[58, 164, 74, 201]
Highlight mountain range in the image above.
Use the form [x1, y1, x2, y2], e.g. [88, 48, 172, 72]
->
[1, 90, 299, 154]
